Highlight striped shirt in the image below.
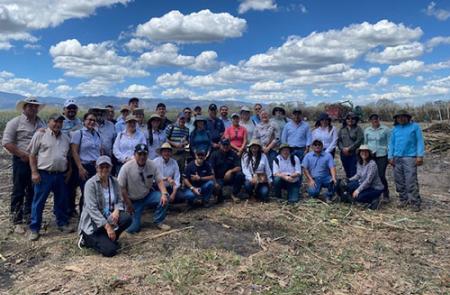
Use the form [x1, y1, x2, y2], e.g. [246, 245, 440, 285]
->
[166, 124, 189, 152]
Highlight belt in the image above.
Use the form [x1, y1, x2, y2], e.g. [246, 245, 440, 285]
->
[81, 161, 96, 166]
[291, 146, 306, 150]
[39, 170, 64, 175]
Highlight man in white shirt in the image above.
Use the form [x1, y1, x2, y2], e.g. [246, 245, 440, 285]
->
[153, 143, 182, 203]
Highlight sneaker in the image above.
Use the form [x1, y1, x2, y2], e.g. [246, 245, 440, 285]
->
[14, 224, 26, 234]
[230, 194, 241, 204]
[28, 231, 40, 241]
[368, 198, 381, 210]
[58, 224, 75, 233]
[410, 204, 421, 212]
[156, 223, 171, 231]
[324, 196, 332, 204]
[77, 235, 85, 250]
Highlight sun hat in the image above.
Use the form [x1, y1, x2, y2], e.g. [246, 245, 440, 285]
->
[16, 97, 45, 112]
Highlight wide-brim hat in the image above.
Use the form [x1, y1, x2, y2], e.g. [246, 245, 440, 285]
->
[125, 115, 139, 123]
[240, 106, 251, 113]
[278, 143, 292, 151]
[157, 142, 173, 154]
[89, 107, 108, 113]
[247, 139, 262, 149]
[393, 109, 412, 119]
[317, 112, 331, 122]
[358, 144, 373, 155]
[194, 115, 207, 124]
[16, 97, 45, 112]
[132, 108, 145, 115]
[120, 105, 131, 113]
[148, 113, 162, 123]
[272, 106, 286, 115]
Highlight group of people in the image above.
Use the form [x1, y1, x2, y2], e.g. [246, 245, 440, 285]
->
[2, 96, 425, 257]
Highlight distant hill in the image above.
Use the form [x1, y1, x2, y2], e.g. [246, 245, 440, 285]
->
[0, 91, 254, 110]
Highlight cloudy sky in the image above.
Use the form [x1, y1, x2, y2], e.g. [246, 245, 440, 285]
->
[0, 0, 449, 105]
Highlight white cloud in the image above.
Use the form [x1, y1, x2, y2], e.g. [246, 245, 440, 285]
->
[156, 72, 190, 88]
[426, 36, 450, 49]
[250, 80, 284, 92]
[0, 74, 50, 96]
[117, 84, 153, 98]
[0, 0, 130, 49]
[135, 10, 247, 43]
[54, 84, 72, 93]
[76, 79, 113, 96]
[194, 88, 245, 100]
[124, 38, 152, 52]
[161, 87, 195, 98]
[312, 88, 338, 97]
[424, 2, 450, 21]
[366, 42, 424, 64]
[48, 78, 66, 84]
[377, 77, 389, 86]
[385, 60, 425, 77]
[50, 39, 148, 81]
[238, 0, 277, 14]
[345, 81, 369, 90]
[0, 70, 14, 79]
[139, 43, 219, 71]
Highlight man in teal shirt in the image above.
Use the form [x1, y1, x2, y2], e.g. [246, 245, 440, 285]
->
[388, 110, 425, 211]
[364, 113, 391, 201]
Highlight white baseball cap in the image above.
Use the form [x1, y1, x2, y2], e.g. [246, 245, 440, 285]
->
[64, 99, 78, 108]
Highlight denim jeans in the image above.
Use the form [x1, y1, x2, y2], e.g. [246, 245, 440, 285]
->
[29, 171, 69, 232]
[11, 156, 34, 224]
[340, 152, 357, 178]
[306, 175, 335, 199]
[182, 180, 215, 204]
[346, 180, 383, 204]
[78, 162, 97, 214]
[215, 172, 245, 199]
[291, 147, 306, 162]
[273, 176, 300, 203]
[126, 190, 168, 233]
[266, 149, 278, 171]
[244, 180, 270, 201]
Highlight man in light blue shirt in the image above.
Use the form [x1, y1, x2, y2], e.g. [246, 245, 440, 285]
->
[388, 110, 425, 211]
[115, 105, 130, 133]
[364, 113, 391, 201]
[62, 99, 82, 136]
[251, 103, 262, 124]
[281, 108, 312, 161]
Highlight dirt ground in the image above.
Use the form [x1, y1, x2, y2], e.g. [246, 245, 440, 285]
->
[0, 130, 449, 294]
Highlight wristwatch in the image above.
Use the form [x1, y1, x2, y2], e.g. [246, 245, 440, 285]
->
[190, 186, 194, 191]
[163, 192, 169, 197]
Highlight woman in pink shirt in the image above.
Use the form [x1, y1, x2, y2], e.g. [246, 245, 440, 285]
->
[223, 113, 247, 156]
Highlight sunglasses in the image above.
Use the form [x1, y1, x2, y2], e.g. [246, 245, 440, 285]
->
[87, 118, 96, 122]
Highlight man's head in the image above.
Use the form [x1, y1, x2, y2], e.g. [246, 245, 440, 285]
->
[89, 107, 107, 124]
[19, 97, 43, 118]
[194, 105, 202, 116]
[120, 105, 130, 118]
[63, 99, 78, 120]
[183, 107, 192, 120]
[369, 113, 380, 128]
[292, 108, 302, 122]
[134, 144, 148, 166]
[156, 103, 167, 118]
[220, 105, 228, 118]
[220, 138, 231, 153]
[312, 139, 324, 153]
[105, 105, 115, 121]
[47, 113, 65, 134]
[393, 110, 412, 125]
[272, 107, 286, 119]
[279, 144, 291, 159]
[177, 112, 186, 127]
[128, 97, 139, 110]
[208, 103, 218, 118]
[254, 104, 262, 116]
[344, 112, 359, 127]
[194, 149, 207, 164]
[158, 143, 173, 161]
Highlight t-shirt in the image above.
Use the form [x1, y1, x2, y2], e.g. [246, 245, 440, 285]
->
[118, 159, 162, 201]
[184, 161, 213, 187]
[209, 149, 240, 179]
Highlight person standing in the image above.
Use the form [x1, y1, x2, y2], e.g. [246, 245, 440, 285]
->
[113, 115, 146, 170]
[183, 149, 215, 207]
[253, 110, 278, 169]
[2, 97, 46, 234]
[166, 112, 190, 174]
[61, 99, 82, 136]
[223, 113, 247, 157]
[156, 103, 172, 130]
[193, 106, 202, 117]
[273, 144, 302, 203]
[118, 144, 171, 233]
[251, 103, 262, 124]
[337, 112, 364, 178]
[281, 108, 312, 161]
[78, 156, 132, 257]
[239, 106, 256, 142]
[189, 116, 212, 158]
[219, 105, 231, 129]
[388, 110, 425, 211]
[183, 107, 195, 133]
[90, 107, 116, 158]
[206, 104, 225, 150]
[209, 139, 245, 203]
[128, 97, 139, 111]
[146, 114, 166, 160]
[364, 113, 391, 201]
[133, 108, 147, 134]
[105, 105, 116, 124]
[28, 114, 74, 240]
[312, 113, 338, 157]
[270, 106, 289, 142]
[115, 105, 131, 133]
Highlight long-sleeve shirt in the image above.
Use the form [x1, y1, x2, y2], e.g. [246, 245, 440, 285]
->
[364, 125, 391, 157]
[153, 156, 181, 188]
[146, 129, 166, 160]
[253, 122, 277, 147]
[281, 120, 312, 148]
[388, 122, 424, 159]
[241, 153, 272, 183]
[337, 126, 364, 153]
[273, 154, 301, 182]
[312, 126, 338, 153]
[349, 160, 384, 192]
[113, 130, 146, 163]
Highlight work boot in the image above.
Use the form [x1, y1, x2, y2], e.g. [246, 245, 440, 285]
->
[397, 200, 408, 209]
[28, 231, 40, 241]
[410, 203, 421, 212]
[14, 224, 26, 234]
[230, 194, 241, 204]
[156, 223, 171, 231]
[58, 224, 75, 233]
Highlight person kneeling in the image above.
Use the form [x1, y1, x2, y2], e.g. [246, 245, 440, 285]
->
[118, 144, 170, 234]
[273, 144, 302, 203]
[183, 149, 215, 208]
[302, 139, 337, 203]
[338, 145, 384, 209]
[153, 143, 184, 203]
[78, 156, 132, 257]
[209, 139, 245, 203]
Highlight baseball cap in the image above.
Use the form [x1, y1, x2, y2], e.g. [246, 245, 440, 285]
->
[48, 113, 65, 121]
[64, 99, 78, 108]
[209, 103, 217, 111]
[240, 106, 251, 112]
[96, 155, 112, 166]
[134, 143, 149, 154]
[231, 113, 240, 118]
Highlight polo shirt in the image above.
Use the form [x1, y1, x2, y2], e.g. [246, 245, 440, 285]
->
[98, 121, 116, 156]
[2, 114, 46, 152]
[70, 127, 102, 164]
[28, 128, 70, 172]
[221, 117, 232, 129]
[302, 151, 335, 179]
[118, 158, 162, 201]
[166, 124, 189, 152]
[281, 120, 312, 148]
[223, 125, 247, 149]
[206, 117, 225, 143]
[364, 125, 391, 157]
[184, 161, 213, 187]
[209, 149, 240, 179]
[153, 156, 181, 188]
[160, 118, 173, 130]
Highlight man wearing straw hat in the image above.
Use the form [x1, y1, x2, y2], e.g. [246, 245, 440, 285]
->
[2, 97, 46, 234]
[153, 143, 182, 203]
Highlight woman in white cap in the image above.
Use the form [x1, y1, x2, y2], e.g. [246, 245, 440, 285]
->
[241, 139, 272, 202]
[146, 114, 166, 160]
[113, 115, 146, 171]
[78, 155, 132, 257]
[337, 145, 384, 209]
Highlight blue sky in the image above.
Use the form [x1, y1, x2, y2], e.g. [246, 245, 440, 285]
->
[0, 0, 450, 105]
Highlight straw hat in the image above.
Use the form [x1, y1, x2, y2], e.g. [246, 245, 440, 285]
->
[16, 97, 45, 112]
[157, 142, 173, 154]
[247, 139, 262, 148]
[125, 115, 138, 123]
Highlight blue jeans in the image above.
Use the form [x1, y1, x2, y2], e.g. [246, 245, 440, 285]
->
[291, 147, 306, 161]
[307, 175, 335, 199]
[182, 180, 214, 204]
[347, 180, 383, 204]
[30, 171, 69, 232]
[266, 149, 278, 171]
[273, 176, 300, 203]
[126, 190, 168, 233]
[340, 152, 357, 178]
[244, 180, 270, 201]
